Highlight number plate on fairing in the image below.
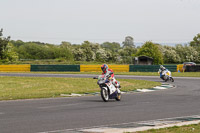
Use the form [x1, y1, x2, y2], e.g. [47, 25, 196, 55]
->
[107, 83, 116, 94]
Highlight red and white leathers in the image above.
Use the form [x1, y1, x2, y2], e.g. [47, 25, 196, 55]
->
[102, 68, 121, 93]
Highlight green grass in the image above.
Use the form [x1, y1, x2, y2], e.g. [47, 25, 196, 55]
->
[170, 72, 200, 77]
[0, 76, 161, 100]
[134, 123, 200, 133]
[116, 72, 200, 77]
[19, 72, 200, 77]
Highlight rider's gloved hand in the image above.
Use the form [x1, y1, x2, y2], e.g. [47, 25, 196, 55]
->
[106, 75, 111, 79]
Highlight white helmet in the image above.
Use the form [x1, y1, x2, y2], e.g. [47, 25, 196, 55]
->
[160, 65, 165, 70]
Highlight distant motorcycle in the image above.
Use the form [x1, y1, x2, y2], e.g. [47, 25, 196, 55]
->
[93, 74, 121, 102]
[159, 69, 174, 82]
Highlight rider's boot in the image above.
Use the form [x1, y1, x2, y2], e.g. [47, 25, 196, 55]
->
[117, 87, 121, 93]
[115, 84, 121, 93]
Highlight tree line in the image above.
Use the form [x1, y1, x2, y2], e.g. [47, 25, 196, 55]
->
[0, 29, 200, 64]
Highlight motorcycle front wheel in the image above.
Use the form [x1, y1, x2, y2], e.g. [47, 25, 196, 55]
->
[101, 88, 109, 102]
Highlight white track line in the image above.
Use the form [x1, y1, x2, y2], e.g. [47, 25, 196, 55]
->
[153, 86, 167, 90]
[136, 89, 155, 92]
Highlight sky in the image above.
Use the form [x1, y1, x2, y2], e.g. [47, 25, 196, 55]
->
[1, 0, 200, 45]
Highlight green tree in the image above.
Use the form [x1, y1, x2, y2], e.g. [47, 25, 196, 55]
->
[60, 41, 71, 49]
[81, 41, 96, 61]
[0, 29, 18, 62]
[136, 41, 163, 64]
[3, 42, 19, 61]
[72, 41, 116, 62]
[101, 42, 121, 52]
[190, 33, 200, 48]
[72, 41, 96, 61]
[118, 46, 137, 64]
[160, 45, 181, 63]
[17, 41, 74, 60]
[0, 29, 10, 60]
[10, 40, 25, 47]
[17, 43, 43, 59]
[96, 48, 109, 62]
[122, 36, 135, 48]
[175, 44, 200, 63]
[55, 45, 74, 61]
[184, 46, 200, 62]
[119, 47, 137, 57]
[72, 46, 87, 61]
[190, 33, 200, 59]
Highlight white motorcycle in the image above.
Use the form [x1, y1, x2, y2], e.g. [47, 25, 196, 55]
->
[93, 74, 121, 102]
[159, 69, 174, 82]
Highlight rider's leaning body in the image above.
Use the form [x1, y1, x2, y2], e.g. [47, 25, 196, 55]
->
[158, 65, 168, 80]
[101, 64, 121, 93]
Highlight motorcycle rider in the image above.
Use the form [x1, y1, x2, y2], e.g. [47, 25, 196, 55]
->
[158, 65, 167, 80]
[101, 64, 121, 93]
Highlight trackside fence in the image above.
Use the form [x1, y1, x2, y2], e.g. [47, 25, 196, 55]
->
[0, 64, 194, 72]
[0, 65, 30, 72]
[185, 65, 200, 72]
[129, 65, 177, 72]
[30, 65, 80, 72]
[80, 65, 129, 72]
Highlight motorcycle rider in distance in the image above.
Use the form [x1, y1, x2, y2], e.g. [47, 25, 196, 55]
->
[158, 65, 167, 80]
[101, 64, 121, 93]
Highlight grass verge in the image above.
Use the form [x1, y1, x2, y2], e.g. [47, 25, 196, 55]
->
[24, 72, 200, 77]
[0, 76, 161, 100]
[1, 72, 200, 77]
[119, 72, 200, 77]
[135, 123, 200, 133]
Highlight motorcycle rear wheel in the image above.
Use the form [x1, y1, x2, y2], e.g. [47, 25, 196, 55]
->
[170, 77, 174, 82]
[115, 93, 121, 101]
[101, 88, 109, 102]
[165, 76, 169, 82]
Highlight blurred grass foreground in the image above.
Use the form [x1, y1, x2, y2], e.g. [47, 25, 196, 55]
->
[0, 76, 161, 100]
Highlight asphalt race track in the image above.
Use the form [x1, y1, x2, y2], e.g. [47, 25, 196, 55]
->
[0, 73, 200, 133]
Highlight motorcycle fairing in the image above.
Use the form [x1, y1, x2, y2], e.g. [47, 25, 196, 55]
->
[109, 91, 118, 99]
[106, 82, 116, 95]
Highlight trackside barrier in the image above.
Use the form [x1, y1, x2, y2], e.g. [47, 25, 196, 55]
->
[129, 65, 177, 72]
[80, 65, 129, 72]
[165, 65, 177, 72]
[0, 65, 30, 72]
[129, 65, 159, 72]
[185, 65, 200, 72]
[80, 65, 100, 72]
[31, 65, 80, 72]
[109, 65, 129, 72]
[0, 64, 182, 72]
